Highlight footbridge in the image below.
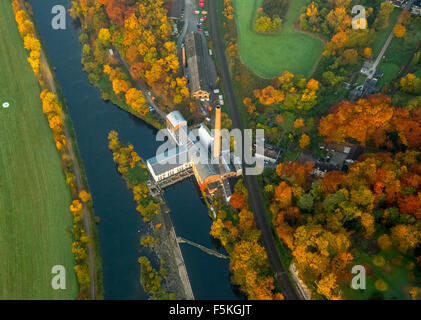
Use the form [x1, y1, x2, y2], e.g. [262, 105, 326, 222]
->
[177, 237, 228, 259]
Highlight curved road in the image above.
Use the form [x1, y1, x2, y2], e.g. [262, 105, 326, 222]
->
[208, 0, 302, 300]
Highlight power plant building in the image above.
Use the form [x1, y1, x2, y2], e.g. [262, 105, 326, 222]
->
[146, 108, 241, 198]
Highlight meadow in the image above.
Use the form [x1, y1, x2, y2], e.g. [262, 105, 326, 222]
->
[0, 1, 77, 299]
[378, 16, 421, 90]
[233, 0, 324, 78]
[372, 9, 400, 57]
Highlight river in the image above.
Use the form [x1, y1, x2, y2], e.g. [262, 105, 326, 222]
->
[27, 0, 242, 300]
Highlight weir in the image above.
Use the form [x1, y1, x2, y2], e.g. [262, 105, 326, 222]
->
[157, 168, 194, 189]
[177, 237, 228, 259]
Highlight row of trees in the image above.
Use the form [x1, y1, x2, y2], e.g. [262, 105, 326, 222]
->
[108, 130, 160, 223]
[12, 0, 40, 75]
[40, 90, 67, 151]
[69, 191, 93, 298]
[12, 1, 96, 299]
[210, 180, 285, 300]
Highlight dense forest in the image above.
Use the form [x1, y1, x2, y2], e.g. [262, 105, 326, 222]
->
[69, 0, 189, 127]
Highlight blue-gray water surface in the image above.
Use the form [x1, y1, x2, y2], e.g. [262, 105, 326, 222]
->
[28, 0, 242, 300]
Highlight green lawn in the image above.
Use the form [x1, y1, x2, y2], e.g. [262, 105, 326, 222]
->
[372, 9, 400, 57]
[377, 62, 400, 87]
[415, 68, 421, 78]
[0, 1, 77, 299]
[233, 0, 324, 78]
[377, 17, 421, 89]
[342, 248, 420, 300]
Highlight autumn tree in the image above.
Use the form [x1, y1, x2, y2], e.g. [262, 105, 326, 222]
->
[393, 24, 406, 38]
[299, 134, 310, 149]
[400, 73, 420, 94]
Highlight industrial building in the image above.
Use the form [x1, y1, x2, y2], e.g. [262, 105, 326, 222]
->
[185, 31, 211, 101]
[146, 107, 241, 200]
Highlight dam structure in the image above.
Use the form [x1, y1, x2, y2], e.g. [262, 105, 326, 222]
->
[146, 106, 242, 201]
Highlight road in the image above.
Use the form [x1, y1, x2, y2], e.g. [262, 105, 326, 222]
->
[177, 0, 199, 47]
[369, 0, 416, 78]
[41, 42, 97, 301]
[208, 0, 302, 300]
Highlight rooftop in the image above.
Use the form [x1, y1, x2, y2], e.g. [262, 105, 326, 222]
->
[185, 31, 210, 94]
[167, 110, 187, 129]
[148, 145, 190, 176]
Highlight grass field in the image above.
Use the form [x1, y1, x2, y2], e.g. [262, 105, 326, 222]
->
[342, 248, 420, 300]
[233, 0, 324, 78]
[378, 62, 400, 87]
[0, 1, 77, 299]
[372, 9, 400, 57]
[377, 16, 421, 90]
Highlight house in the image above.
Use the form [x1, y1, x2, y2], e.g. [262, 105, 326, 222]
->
[320, 142, 364, 170]
[388, 0, 405, 8]
[297, 142, 364, 177]
[411, 0, 421, 15]
[361, 60, 375, 77]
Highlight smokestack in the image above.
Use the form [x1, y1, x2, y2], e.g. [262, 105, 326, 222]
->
[213, 106, 221, 159]
[182, 46, 186, 67]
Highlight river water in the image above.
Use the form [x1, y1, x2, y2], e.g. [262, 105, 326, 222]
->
[28, 0, 242, 300]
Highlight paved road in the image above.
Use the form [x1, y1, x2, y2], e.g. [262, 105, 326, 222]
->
[369, 0, 416, 78]
[177, 0, 199, 47]
[208, 0, 302, 300]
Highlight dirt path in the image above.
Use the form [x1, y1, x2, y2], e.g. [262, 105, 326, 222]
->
[20, 0, 97, 300]
[40, 33, 97, 303]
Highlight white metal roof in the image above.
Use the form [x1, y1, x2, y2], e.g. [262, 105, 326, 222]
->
[166, 111, 187, 128]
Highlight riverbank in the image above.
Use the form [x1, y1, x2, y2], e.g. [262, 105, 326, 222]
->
[107, 132, 193, 299]
[16, 0, 103, 299]
[0, 1, 78, 299]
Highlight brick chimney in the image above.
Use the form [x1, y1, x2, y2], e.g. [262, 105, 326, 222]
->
[213, 106, 221, 159]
